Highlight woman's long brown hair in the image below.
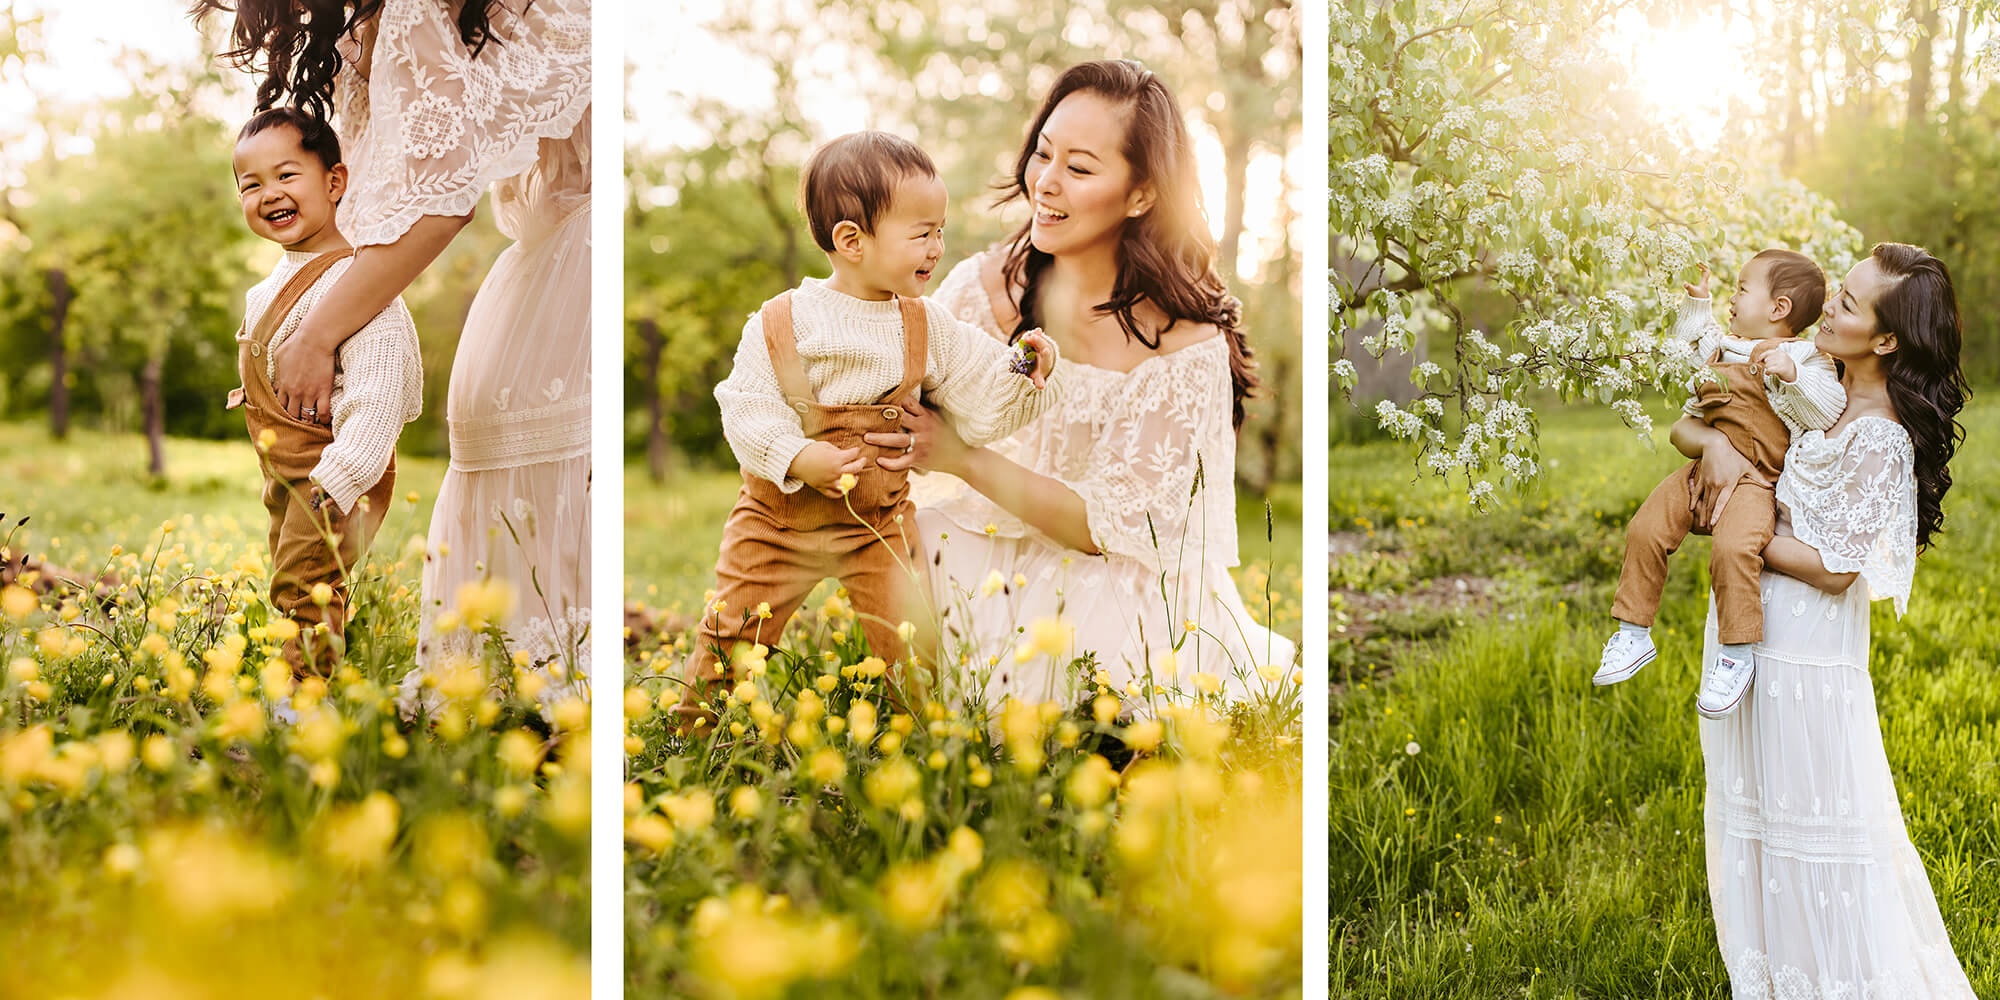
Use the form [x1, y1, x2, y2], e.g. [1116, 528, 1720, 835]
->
[189, 0, 525, 121]
[997, 59, 1261, 432]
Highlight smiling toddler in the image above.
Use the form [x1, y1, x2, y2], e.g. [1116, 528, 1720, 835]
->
[227, 108, 422, 678]
[674, 130, 1060, 731]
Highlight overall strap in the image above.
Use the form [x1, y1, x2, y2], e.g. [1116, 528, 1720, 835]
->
[250, 250, 354, 352]
[886, 296, 928, 404]
[758, 291, 817, 410]
[978, 249, 1023, 335]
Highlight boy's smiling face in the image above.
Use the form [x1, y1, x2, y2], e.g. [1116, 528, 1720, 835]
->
[233, 124, 347, 252]
[842, 171, 947, 300]
[1726, 257, 1789, 339]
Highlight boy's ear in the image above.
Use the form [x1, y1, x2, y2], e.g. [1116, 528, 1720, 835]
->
[1768, 294, 1793, 324]
[831, 219, 866, 261]
[327, 162, 349, 202]
[1124, 181, 1157, 219]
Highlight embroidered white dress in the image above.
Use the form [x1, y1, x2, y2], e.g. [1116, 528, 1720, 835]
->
[333, 0, 592, 697]
[1699, 415, 1974, 998]
[911, 251, 1296, 711]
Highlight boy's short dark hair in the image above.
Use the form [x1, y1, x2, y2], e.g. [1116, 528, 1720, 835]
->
[799, 131, 938, 253]
[237, 107, 343, 171]
[1752, 248, 1827, 333]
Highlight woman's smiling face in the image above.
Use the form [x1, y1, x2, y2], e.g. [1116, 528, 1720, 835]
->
[1025, 90, 1153, 257]
[1816, 256, 1899, 363]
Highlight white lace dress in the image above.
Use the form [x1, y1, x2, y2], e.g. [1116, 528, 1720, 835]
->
[1699, 415, 1974, 998]
[910, 252, 1296, 712]
[333, 0, 592, 698]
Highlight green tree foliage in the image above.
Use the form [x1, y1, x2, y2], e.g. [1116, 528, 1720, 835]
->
[627, 0, 1304, 490]
[1332, 0, 1866, 504]
[1335, 0, 2000, 500]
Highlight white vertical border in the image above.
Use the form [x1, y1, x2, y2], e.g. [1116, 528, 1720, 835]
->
[590, 0, 626, 995]
[1300, 0, 1330, 992]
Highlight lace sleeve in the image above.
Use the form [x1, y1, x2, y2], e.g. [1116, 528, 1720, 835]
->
[1776, 419, 1918, 615]
[1061, 342, 1238, 568]
[339, 0, 590, 247]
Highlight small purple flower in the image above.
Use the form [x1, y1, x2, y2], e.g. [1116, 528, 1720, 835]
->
[1008, 342, 1037, 376]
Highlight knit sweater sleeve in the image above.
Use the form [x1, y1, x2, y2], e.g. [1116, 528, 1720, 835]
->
[919, 300, 1059, 449]
[1671, 294, 1725, 362]
[715, 309, 813, 493]
[1766, 339, 1846, 436]
[312, 297, 423, 514]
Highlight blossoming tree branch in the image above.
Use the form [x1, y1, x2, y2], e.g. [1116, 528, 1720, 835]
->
[1330, 0, 1867, 505]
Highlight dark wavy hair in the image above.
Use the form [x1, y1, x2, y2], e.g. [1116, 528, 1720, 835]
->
[189, 0, 526, 121]
[1870, 242, 1968, 550]
[997, 60, 1261, 431]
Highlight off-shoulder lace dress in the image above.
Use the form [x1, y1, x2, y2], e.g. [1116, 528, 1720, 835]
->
[331, 0, 592, 705]
[910, 251, 1296, 712]
[1699, 415, 1973, 998]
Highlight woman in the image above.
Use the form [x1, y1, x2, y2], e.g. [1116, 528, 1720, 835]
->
[194, 0, 591, 695]
[870, 60, 1295, 711]
[1676, 243, 1973, 996]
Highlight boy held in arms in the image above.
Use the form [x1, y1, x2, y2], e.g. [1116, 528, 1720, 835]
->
[228, 108, 422, 679]
[1596, 251, 1844, 718]
[673, 131, 1058, 733]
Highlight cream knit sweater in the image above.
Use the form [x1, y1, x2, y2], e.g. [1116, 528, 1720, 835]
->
[242, 251, 423, 515]
[716, 277, 1059, 492]
[1670, 294, 1846, 438]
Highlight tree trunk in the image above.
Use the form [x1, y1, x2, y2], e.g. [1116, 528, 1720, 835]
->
[141, 355, 166, 478]
[1946, 1, 1970, 124]
[640, 317, 668, 484]
[1905, 0, 1936, 144]
[45, 269, 71, 441]
[1219, 124, 1253, 282]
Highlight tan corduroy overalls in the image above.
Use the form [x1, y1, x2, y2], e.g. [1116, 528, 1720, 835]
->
[1613, 339, 1794, 646]
[227, 250, 397, 677]
[676, 290, 931, 726]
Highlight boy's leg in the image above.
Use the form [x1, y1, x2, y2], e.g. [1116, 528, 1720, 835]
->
[838, 517, 930, 711]
[672, 506, 828, 733]
[1610, 462, 1700, 628]
[1708, 479, 1777, 646]
[268, 479, 361, 678]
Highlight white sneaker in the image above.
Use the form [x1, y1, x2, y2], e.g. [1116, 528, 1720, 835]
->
[1696, 649, 1756, 719]
[1594, 630, 1656, 686]
[270, 696, 298, 726]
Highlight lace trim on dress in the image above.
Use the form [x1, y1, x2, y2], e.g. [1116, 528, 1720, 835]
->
[1724, 947, 1964, 1000]
[1718, 796, 1875, 866]
[1775, 416, 1917, 616]
[337, 0, 591, 248]
[449, 393, 592, 471]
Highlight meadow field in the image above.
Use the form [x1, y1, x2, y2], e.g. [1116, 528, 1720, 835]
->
[624, 467, 1307, 999]
[0, 423, 590, 998]
[1327, 402, 2000, 998]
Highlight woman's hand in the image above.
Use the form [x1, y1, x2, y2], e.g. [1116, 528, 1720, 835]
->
[867, 396, 968, 476]
[272, 333, 338, 425]
[1688, 437, 1769, 529]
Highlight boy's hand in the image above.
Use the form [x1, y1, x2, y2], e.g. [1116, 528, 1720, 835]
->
[1013, 330, 1056, 390]
[1684, 263, 1711, 299]
[789, 440, 868, 499]
[1756, 348, 1798, 383]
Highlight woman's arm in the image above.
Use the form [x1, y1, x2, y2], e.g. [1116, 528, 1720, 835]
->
[1763, 534, 1860, 595]
[271, 212, 474, 422]
[1669, 416, 1771, 529]
[869, 398, 1101, 554]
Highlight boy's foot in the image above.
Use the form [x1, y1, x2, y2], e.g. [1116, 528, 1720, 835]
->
[1594, 630, 1657, 686]
[270, 696, 298, 726]
[1696, 648, 1756, 719]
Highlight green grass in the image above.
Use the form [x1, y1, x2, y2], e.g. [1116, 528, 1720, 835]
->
[625, 464, 1305, 641]
[624, 464, 1306, 999]
[0, 422, 588, 998]
[1327, 402, 2000, 998]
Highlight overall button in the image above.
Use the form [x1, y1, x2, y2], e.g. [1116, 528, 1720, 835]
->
[250, 343, 263, 356]
[792, 401, 810, 413]
[882, 407, 900, 420]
